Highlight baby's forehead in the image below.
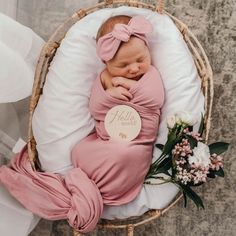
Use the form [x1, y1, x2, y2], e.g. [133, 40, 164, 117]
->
[119, 37, 149, 52]
[112, 43, 149, 63]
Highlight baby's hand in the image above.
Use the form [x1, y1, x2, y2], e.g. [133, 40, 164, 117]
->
[106, 86, 133, 101]
[112, 77, 137, 90]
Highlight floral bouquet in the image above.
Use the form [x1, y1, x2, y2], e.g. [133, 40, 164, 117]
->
[145, 111, 229, 209]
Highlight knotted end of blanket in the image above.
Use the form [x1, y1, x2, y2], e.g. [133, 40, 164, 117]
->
[0, 146, 103, 233]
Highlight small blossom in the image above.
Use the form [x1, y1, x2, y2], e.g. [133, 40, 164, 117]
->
[166, 114, 176, 129]
[175, 111, 197, 126]
[210, 154, 223, 171]
[172, 139, 192, 158]
[175, 168, 192, 185]
[193, 169, 208, 184]
[183, 128, 189, 133]
[188, 131, 203, 141]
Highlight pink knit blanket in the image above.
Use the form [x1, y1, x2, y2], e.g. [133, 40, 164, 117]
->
[0, 65, 164, 233]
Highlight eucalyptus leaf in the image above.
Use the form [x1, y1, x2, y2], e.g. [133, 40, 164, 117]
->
[209, 142, 229, 155]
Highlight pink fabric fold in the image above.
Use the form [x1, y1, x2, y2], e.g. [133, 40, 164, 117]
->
[0, 146, 103, 233]
[96, 15, 153, 61]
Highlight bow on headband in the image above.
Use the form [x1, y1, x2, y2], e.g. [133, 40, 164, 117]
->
[96, 16, 153, 62]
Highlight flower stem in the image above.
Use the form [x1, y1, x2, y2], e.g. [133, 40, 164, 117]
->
[152, 154, 168, 166]
[144, 177, 173, 185]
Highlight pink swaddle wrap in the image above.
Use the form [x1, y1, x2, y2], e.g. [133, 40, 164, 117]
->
[0, 65, 164, 233]
[72, 65, 164, 205]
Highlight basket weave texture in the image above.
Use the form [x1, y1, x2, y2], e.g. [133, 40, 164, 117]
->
[27, 1, 213, 235]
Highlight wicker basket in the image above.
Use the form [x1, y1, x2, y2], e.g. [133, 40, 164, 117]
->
[27, 0, 213, 235]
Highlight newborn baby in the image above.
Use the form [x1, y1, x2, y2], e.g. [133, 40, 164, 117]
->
[72, 15, 165, 205]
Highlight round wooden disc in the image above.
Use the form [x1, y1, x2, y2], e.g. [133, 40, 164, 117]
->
[104, 105, 142, 142]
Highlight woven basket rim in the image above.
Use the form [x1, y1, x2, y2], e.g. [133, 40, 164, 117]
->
[27, 1, 214, 234]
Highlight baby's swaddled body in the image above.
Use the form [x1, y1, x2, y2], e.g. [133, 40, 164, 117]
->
[72, 65, 165, 205]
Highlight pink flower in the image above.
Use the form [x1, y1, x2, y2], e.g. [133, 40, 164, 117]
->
[193, 170, 208, 184]
[172, 139, 192, 157]
[175, 168, 192, 185]
[210, 154, 223, 171]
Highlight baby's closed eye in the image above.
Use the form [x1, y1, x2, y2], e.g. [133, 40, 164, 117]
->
[136, 57, 144, 63]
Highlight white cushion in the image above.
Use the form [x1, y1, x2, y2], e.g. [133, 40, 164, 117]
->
[0, 13, 45, 103]
[32, 6, 204, 219]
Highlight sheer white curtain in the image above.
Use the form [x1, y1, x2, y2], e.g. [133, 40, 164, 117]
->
[0, 0, 17, 19]
[0, 2, 43, 235]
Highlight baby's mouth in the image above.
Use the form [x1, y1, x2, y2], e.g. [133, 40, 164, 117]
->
[131, 74, 142, 80]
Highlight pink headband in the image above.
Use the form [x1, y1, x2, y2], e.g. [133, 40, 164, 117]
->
[96, 16, 153, 62]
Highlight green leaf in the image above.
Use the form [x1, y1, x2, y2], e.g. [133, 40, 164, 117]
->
[183, 191, 187, 208]
[155, 143, 164, 151]
[198, 113, 204, 136]
[180, 184, 205, 209]
[185, 134, 198, 149]
[207, 171, 216, 178]
[147, 157, 172, 178]
[155, 157, 172, 174]
[214, 167, 225, 177]
[145, 164, 156, 179]
[209, 142, 229, 155]
[189, 181, 205, 187]
[162, 131, 177, 154]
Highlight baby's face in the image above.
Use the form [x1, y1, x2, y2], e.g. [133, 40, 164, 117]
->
[106, 37, 151, 80]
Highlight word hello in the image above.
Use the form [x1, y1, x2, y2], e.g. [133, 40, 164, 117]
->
[109, 110, 137, 126]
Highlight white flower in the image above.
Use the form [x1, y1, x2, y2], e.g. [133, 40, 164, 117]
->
[188, 142, 211, 167]
[166, 114, 176, 129]
[175, 111, 197, 126]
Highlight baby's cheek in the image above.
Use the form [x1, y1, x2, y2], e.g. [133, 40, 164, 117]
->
[112, 67, 128, 77]
[142, 63, 150, 73]
[117, 69, 127, 77]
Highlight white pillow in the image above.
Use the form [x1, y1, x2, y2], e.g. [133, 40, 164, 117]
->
[32, 6, 204, 219]
[0, 13, 45, 103]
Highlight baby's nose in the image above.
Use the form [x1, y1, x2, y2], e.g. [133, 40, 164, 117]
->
[129, 64, 140, 73]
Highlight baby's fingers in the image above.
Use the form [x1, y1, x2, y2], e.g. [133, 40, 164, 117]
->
[112, 78, 122, 87]
[119, 95, 130, 101]
[112, 77, 129, 89]
[120, 87, 133, 100]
